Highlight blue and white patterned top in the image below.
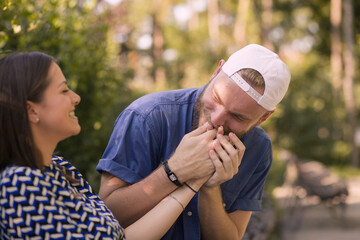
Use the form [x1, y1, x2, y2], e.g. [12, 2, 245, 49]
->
[0, 155, 125, 240]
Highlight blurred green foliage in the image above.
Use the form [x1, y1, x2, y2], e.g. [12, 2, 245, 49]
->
[1, 0, 360, 191]
[0, 0, 139, 191]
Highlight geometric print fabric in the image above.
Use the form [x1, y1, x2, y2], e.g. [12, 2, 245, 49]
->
[0, 156, 125, 239]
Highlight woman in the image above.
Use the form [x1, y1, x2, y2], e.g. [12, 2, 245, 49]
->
[0, 52, 213, 239]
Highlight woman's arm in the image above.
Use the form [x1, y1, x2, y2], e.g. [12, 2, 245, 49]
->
[124, 177, 207, 240]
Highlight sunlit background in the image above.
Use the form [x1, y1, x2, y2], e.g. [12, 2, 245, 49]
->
[1, 0, 360, 239]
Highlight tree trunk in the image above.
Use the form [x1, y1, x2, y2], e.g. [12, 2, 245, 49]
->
[233, 0, 250, 48]
[261, 0, 273, 50]
[330, 0, 344, 140]
[188, 0, 199, 30]
[152, 18, 166, 87]
[343, 0, 358, 167]
[151, 0, 170, 88]
[207, 0, 219, 48]
[330, 0, 343, 100]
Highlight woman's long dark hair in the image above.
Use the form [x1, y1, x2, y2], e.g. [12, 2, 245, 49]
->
[0, 52, 54, 171]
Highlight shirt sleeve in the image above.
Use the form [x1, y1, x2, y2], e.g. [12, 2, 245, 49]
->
[96, 108, 162, 184]
[0, 167, 124, 239]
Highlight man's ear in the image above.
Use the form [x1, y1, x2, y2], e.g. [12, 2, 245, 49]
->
[256, 110, 274, 126]
[27, 100, 39, 124]
[209, 59, 225, 81]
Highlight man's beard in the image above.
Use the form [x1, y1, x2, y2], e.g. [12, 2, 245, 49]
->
[191, 90, 204, 131]
[191, 89, 251, 139]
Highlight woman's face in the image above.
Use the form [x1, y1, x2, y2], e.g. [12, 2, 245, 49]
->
[34, 62, 81, 143]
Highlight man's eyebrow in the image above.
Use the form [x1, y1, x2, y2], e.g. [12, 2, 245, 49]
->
[213, 88, 224, 105]
[213, 87, 250, 120]
[229, 111, 250, 120]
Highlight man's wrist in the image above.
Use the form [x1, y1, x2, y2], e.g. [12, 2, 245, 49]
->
[162, 160, 183, 186]
[200, 182, 220, 192]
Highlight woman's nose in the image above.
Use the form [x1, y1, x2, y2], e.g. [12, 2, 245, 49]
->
[72, 91, 81, 105]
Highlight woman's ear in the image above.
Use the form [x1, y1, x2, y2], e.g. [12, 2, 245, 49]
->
[27, 101, 40, 124]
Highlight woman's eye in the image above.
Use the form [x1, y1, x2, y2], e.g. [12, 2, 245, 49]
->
[62, 89, 69, 93]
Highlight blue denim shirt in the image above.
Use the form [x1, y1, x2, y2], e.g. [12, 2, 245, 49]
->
[96, 86, 272, 240]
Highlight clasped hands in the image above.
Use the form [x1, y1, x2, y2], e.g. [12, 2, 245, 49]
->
[168, 122, 246, 190]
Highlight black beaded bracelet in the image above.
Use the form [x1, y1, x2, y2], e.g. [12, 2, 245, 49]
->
[184, 182, 198, 193]
[163, 161, 182, 186]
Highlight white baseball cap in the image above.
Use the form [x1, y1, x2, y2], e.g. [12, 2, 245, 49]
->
[222, 44, 291, 111]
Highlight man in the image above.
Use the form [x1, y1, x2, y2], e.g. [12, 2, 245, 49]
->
[96, 44, 291, 239]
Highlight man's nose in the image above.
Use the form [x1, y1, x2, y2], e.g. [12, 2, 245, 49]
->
[210, 105, 227, 127]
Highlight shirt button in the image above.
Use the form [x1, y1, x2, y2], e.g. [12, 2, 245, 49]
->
[223, 203, 226, 207]
[187, 211, 192, 216]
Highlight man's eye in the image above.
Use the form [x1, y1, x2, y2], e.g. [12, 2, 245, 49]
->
[213, 94, 220, 103]
[234, 115, 244, 121]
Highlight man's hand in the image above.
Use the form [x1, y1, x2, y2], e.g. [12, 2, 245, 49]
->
[204, 127, 245, 187]
[168, 122, 217, 183]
